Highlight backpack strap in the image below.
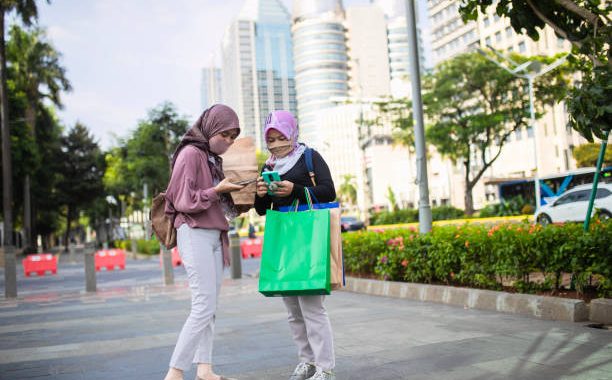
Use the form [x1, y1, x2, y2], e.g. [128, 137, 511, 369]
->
[305, 148, 316, 186]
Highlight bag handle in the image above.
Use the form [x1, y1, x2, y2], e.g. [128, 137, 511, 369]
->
[290, 188, 315, 212]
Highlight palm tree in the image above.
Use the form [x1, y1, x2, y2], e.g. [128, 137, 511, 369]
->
[7, 24, 70, 251]
[338, 174, 357, 207]
[0, 0, 46, 252]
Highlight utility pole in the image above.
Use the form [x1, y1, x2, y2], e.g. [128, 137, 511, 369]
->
[405, 0, 432, 233]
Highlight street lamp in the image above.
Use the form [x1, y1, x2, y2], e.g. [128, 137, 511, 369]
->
[477, 46, 568, 211]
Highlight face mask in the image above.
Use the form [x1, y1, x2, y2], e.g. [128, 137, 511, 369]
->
[209, 135, 232, 155]
[268, 140, 293, 158]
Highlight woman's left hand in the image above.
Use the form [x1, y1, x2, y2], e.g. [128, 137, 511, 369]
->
[272, 180, 294, 197]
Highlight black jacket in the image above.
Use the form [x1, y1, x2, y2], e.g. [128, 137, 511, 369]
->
[254, 149, 336, 215]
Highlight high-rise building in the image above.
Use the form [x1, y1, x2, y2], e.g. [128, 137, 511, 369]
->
[428, 0, 479, 67]
[345, 5, 390, 98]
[200, 66, 223, 110]
[426, 0, 584, 210]
[292, 0, 349, 148]
[221, 0, 296, 149]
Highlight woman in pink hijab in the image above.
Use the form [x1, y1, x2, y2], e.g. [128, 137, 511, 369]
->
[164, 104, 243, 380]
[254, 111, 337, 380]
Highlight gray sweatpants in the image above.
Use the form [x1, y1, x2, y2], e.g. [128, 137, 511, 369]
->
[169, 225, 223, 371]
[282, 295, 335, 371]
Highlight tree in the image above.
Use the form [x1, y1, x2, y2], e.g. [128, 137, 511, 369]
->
[337, 174, 357, 206]
[368, 98, 415, 148]
[424, 52, 568, 214]
[6, 24, 70, 250]
[124, 102, 189, 195]
[459, 0, 611, 142]
[572, 143, 612, 167]
[57, 123, 104, 251]
[386, 186, 399, 212]
[0, 0, 46, 249]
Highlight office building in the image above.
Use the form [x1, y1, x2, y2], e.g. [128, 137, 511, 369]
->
[221, 0, 296, 149]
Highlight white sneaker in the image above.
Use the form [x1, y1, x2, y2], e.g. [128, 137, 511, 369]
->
[289, 362, 317, 380]
[306, 370, 336, 380]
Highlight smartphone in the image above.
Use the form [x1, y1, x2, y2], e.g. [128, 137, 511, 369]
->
[262, 171, 281, 195]
[232, 177, 258, 186]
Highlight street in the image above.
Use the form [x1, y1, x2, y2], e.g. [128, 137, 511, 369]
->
[0, 254, 611, 380]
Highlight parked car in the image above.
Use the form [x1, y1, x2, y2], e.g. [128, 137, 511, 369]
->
[535, 183, 612, 226]
[340, 216, 365, 232]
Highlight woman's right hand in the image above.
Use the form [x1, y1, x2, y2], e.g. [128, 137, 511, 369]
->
[256, 176, 267, 197]
[214, 178, 245, 194]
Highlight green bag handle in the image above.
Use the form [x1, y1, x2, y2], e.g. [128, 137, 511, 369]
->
[291, 188, 315, 212]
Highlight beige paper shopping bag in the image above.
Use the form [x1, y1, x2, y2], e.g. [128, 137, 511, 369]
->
[222, 137, 258, 210]
[329, 207, 344, 290]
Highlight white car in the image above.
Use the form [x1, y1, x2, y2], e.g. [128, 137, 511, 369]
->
[535, 183, 612, 225]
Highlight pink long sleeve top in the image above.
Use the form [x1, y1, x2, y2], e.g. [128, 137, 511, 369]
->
[165, 145, 231, 265]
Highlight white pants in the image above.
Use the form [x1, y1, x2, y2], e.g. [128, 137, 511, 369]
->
[169, 225, 223, 371]
[283, 295, 335, 371]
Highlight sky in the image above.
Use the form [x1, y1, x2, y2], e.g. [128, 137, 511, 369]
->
[32, 0, 428, 149]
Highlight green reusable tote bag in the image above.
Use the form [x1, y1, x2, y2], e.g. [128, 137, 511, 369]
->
[258, 191, 331, 297]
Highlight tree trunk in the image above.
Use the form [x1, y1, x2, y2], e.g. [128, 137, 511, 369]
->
[463, 159, 474, 215]
[464, 188, 474, 216]
[64, 205, 72, 252]
[23, 176, 31, 251]
[0, 9, 13, 247]
[23, 101, 36, 252]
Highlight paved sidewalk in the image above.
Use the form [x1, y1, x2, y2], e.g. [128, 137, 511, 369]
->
[1, 259, 611, 379]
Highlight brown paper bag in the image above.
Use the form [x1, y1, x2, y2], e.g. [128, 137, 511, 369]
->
[222, 137, 258, 208]
[329, 208, 344, 290]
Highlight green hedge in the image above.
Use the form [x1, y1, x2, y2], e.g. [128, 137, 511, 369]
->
[342, 220, 612, 297]
[114, 239, 160, 255]
[370, 206, 465, 225]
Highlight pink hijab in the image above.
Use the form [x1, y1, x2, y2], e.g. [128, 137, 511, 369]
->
[264, 110, 306, 172]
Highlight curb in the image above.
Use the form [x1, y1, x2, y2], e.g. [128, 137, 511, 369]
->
[590, 298, 612, 324]
[344, 277, 590, 322]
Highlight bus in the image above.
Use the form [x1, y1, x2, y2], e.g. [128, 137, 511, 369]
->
[493, 166, 612, 206]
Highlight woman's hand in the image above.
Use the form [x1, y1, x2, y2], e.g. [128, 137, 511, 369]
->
[272, 180, 294, 197]
[214, 178, 245, 194]
[256, 176, 268, 198]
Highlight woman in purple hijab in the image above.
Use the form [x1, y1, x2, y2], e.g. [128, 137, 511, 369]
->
[164, 104, 243, 380]
[254, 111, 337, 380]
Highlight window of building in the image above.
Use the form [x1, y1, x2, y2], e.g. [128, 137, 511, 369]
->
[506, 27, 512, 38]
[495, 31, 502, 42]
[485, 36, 492, 46]
[518, 41, 526, 52]
[527, 126, 534, 137]
[484, 16, 490, 27]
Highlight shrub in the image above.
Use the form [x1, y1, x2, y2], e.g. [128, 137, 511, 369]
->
[113, 238, 160, 255]
[370, 206, 466, 226]
[431, 205, 465, 221]
[477, 195, 533, 217]
[342, 220, 612, 297]
[370, 209, 418, 225]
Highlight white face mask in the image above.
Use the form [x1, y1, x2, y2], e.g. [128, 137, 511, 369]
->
[268, 140, 293, 158]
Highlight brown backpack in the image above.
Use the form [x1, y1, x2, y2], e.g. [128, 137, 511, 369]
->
[150, 192, 177, 249]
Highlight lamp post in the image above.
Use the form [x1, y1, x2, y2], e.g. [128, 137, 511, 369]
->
[477, 47, 567, 211]
[404, 0, 432, 233]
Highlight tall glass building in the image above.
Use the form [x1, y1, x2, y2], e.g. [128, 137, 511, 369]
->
[222, 0, 296, 149]
[200, 66, 223, 110]
[292, 0, 349, 148]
